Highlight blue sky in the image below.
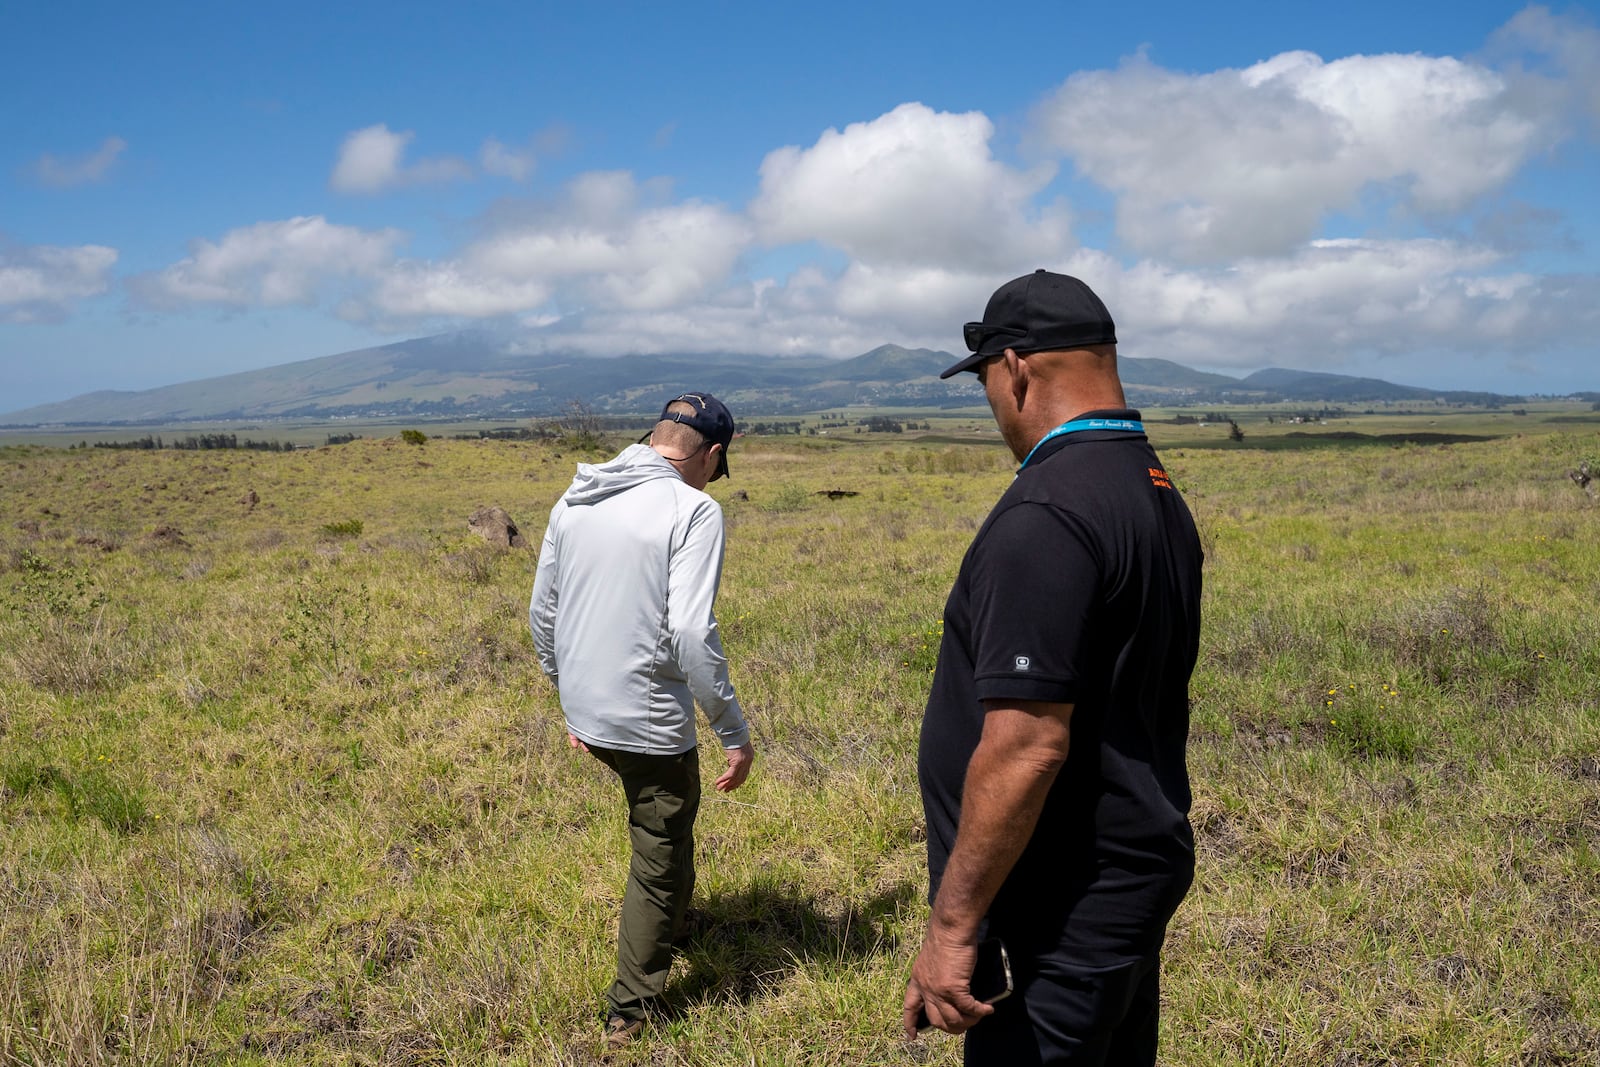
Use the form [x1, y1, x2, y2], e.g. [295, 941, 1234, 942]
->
[3, 1, 1598, 413]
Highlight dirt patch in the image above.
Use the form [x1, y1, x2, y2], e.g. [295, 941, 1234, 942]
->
[1427, 953, 1477, 987]
[146, 523, 190, 548]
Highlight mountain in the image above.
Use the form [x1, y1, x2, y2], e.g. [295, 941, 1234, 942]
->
[0, 337, 977, 424]
[1238, 368, 1508, 405]
[1119, 357, 1242, 392]
[0, 331, 1527, 426]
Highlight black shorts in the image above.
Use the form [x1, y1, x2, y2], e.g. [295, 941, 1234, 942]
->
[963, 950, 1162, 1067]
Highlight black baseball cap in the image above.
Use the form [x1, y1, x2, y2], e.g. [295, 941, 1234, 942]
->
[940, 269, 1118, 379]
[656, 391, 735, 480]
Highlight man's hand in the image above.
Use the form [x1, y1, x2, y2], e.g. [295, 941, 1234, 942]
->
[715, 742, 755, 792]
[566, 732, 590, 753]
[902, 920, 993, 1038]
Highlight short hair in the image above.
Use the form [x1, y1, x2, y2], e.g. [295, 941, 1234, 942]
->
[653, 400, 709, 453]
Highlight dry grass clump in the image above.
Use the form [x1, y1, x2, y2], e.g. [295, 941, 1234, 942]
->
[5, 615, 159, 696]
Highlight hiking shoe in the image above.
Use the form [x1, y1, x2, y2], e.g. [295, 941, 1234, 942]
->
[604, 1013, 644, 1049]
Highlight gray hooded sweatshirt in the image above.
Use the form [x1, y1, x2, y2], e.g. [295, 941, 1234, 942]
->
[529, 444, 748, 755]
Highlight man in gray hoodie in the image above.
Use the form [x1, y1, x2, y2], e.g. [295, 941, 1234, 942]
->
[530, 392, 755, 1047]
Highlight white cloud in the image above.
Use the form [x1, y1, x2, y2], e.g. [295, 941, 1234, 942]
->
[480, 138, 536, 181]
[1033, 50, 1557, 262]
[470, 201, 750, 311]
[330, 124, 472, 193]
[361, 171, 752, 320]
[1492, 5, 1600, 129]
[367, 264, 552, 319]
[501, 263, 1039, 360]
[489, 235, 1598, 389]
[750, 102, 1071, 270]
[134, 216, 404, 309]
[330, 125, 408, 192]
[1099, 238, 1596, 370]
[503, 276, 887, 360]
[32, 137, 127, 187]
[0, 242, 118, 322]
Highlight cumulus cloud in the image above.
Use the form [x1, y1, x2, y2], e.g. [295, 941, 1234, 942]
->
[361, 171, 752, 320]
[367, 264, 551, 319]
[750, 102, 1071, 270]
[32, 137, 127, 187]
[1032, 50, 1558, 262]
[330, 124, 472, 193]
[486, 233, 1598, 388]
[1096, 237, 1599, 370]
[133, 216, 404, 309]
[499, 263, 1001, 360]
[500, 275, 910, 360]
[0, 241, 118, 322]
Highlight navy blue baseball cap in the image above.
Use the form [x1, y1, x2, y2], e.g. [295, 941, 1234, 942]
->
[657, 391, 735, 480]
[941, 269, 1118, 379]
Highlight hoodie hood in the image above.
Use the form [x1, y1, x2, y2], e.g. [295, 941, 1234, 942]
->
[561, 444, 683, 507]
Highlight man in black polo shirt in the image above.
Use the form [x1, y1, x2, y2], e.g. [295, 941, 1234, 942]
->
[902, 270, 1203, 1065]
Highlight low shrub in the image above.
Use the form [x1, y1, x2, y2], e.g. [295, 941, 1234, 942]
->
[319, 519, 364, 539]
[761, 483, 811, 513]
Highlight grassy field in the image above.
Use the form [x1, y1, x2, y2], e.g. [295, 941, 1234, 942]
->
[2, 424, 1598, 1065]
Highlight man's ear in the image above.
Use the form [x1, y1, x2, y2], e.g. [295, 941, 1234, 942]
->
[1004, 349, 1030, 409]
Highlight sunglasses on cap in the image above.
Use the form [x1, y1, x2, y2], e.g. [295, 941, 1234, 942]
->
[963, 322, 1028, 354]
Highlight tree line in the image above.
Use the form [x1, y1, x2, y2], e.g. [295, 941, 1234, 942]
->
[86, 434, 297, 452]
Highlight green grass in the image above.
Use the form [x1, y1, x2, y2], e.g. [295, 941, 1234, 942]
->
[1, 427, 1598, 1064]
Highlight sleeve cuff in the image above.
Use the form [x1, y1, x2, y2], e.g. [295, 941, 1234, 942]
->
[974, 673, 1078, 705]
[707, 699, 749, 749]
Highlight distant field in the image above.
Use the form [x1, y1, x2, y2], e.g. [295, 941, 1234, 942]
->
[3, 399, 1594, 452]
[2, 427, 1599, 1064]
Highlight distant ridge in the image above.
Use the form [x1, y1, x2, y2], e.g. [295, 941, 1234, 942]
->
[0, 331, 1531, 426]
[1238, 368, 1506, 405]
[1120, 357, 1242, 391]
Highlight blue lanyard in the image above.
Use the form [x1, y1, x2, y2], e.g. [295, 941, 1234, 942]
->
[1017, 418, 1145, 472]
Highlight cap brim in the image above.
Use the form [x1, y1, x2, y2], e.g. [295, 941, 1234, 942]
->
[939, 352, 988, 379]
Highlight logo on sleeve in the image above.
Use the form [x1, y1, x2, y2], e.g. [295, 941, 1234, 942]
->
[1148, 467, 1174, 490]
[1014, 655, 1032, 671]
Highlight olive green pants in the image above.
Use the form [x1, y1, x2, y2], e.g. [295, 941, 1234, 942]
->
[588, 745, 701, 1021]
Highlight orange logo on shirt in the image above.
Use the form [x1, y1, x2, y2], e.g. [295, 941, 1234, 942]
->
[1148, 467, 1174, 490]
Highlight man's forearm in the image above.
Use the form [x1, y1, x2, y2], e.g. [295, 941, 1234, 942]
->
[675, 625, 747, 746]
[931, 704, 1071, 938]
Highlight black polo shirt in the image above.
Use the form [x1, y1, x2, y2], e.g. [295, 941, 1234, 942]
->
[918, 409, 1203, 964]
